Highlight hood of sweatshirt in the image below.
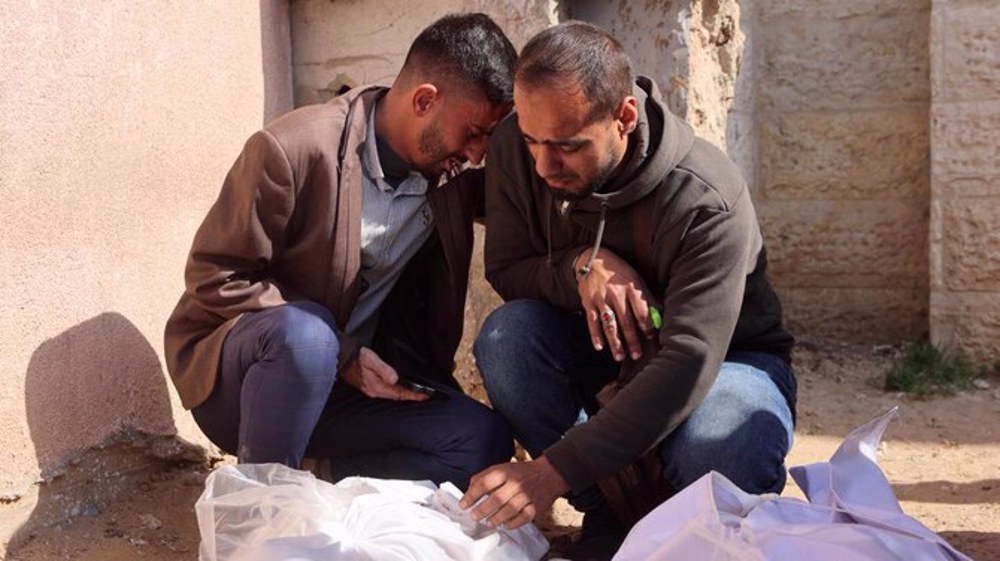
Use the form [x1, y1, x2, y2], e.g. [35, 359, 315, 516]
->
[567, 76, 695, 216]
[551, 77, 695, 272]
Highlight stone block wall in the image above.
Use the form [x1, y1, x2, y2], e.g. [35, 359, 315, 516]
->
[750, 0, 932, 342]
[929, 0, 1000, 363]
[287, 0, 999, 360]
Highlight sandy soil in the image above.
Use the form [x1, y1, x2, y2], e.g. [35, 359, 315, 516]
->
[6, 339, 999, 560]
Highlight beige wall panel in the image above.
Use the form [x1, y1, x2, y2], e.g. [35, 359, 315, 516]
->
[932, 101, 1000, 178]
[781, 287, 928, 343]
[759, 201, 928, 289]
[759, 14, 929, 111]
[930, 291, 1000, 363]
[0, 0, 265, 519]
[938, 197, 1000, 291]
[939, 2, 1000, 102]
[759, 0, 929, 21]
[759, 110, 930, 200]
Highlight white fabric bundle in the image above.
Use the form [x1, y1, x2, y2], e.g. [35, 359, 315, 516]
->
[196, 464, 548, 561]
[613, 408, 972, 561]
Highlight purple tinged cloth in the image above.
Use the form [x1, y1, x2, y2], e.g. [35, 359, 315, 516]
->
[612, 407, 973, 561]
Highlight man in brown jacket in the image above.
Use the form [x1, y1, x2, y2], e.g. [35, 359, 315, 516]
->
[164, 14, 517, 489]
[462, 21, 796, 558]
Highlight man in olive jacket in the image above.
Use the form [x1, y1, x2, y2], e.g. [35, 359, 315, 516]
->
[164, 14, 517, 488]
[462, 21, 796, 555]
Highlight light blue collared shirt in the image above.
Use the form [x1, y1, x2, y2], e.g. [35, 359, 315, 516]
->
[343, 102, 436, 346]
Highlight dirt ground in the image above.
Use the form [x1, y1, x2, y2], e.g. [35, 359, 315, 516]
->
[6, 339, 999, 560]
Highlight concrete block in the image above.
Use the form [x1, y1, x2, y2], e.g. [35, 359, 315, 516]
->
[758, 200, 929, 289]
[938, 2, 1000, 102]
[938, 197, 1000, 291]
[780, 286, 928, 343]
[759, 0, 929, 22]
[760, 14, 930, 111]
[931, 290, 1000, 364]
[930, 2, 945, 101]
[932, 101, 1000, 178]
[931, 175, 1000, 199]
[759, 109, 930, 200]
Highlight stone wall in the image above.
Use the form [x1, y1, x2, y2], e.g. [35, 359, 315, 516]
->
[929, 0, 1000, 363]
[750, 0, 933, 343]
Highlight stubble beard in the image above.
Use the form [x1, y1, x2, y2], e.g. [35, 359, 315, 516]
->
[549, 149, 618, 202]
[417, 121, 455, 178]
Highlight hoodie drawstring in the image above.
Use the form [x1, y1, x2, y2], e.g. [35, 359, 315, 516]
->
[576, 202, 609, 279]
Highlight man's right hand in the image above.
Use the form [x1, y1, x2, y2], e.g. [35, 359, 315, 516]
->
[340, 347, 430, 401]
[575, 247, 657, 362]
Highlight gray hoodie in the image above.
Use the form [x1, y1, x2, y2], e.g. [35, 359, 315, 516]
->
[483, 76, 794, 492]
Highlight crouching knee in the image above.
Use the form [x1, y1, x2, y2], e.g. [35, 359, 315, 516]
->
[663, 412, 791, 495]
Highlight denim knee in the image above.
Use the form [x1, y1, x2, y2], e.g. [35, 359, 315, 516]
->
[260, 301, 340, 363]
[661, 358, 794, 495]
[664, 410, 789, 494]
[473, 301, 548, 402]
[475, 301, 534, 361]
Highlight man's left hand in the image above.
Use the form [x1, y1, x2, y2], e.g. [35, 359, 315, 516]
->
[575, 247, 657, 361]
[459, 457, 570, 530]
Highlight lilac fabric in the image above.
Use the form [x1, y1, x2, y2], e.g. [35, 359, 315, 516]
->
[613, 408, 972, 561]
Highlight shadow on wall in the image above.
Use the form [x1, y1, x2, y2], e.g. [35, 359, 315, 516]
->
[13, 312, 196, 548]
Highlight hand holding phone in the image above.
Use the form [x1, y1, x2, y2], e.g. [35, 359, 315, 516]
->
[397, 377, 442, 398]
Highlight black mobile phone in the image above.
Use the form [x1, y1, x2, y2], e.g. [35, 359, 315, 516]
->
[397, 377, 440, 397]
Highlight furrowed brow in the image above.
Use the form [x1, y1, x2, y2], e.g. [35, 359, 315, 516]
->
[522, 133, 587, 148]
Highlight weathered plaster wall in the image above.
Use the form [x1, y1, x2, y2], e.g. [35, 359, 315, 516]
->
[750, 0, 932, 342]
[568, 0, 745, 154]
[291, 0, 560, 105]
[0, 1, 288, 549]
[929, 0, 1000, 362]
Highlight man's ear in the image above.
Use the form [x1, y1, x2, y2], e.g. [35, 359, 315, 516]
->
[616, 96, 639, 136]
[412, 83, 439, 116]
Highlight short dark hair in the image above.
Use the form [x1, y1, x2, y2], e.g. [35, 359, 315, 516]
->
[400, 13, 517, 104]
[516, 21, 633, 122]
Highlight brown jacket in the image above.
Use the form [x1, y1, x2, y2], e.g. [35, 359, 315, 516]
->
[165, 86, 484, 409]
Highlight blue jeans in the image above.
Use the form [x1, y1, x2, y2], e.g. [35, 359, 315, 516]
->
[192, 301, 513, 489]
[473, 300, 795, 511]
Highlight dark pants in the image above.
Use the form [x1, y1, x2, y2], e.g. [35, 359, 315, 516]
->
[192, 301, 513, 489]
